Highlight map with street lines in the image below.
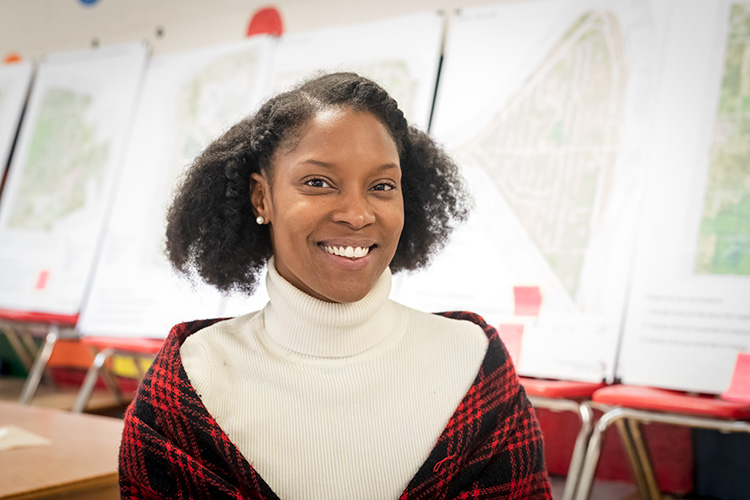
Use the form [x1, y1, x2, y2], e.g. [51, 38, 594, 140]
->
[695, 2, 750, 276]
[276, 60, 419, 124]
[7, 87, 109, 231]
[457, 10, 627, 298]
[174, 48, 261, 172]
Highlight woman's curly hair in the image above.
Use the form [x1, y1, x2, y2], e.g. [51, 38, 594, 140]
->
[166, 72, 471, 294]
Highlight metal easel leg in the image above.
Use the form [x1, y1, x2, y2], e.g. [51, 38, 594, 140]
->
[2, 326, 35, 371]
[19, 326, 59, 405]
[73, 347, 116, 413]
[628, 418, 661, 500]
[616, 417, 653, 499]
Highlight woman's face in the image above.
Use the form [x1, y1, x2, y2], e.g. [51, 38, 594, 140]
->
[251, 108, 404, 303]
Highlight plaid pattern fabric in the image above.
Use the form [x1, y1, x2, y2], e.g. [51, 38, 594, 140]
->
[119, 312, 552, 499]
[399, 311, 551, 499]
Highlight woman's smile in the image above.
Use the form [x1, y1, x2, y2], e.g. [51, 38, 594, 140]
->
[320, 244, 372, 259]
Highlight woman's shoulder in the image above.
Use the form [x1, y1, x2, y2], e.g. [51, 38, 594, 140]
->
[400, 306, 495, 339]
[433, 310, 495, 336]
[396, 304, 492, 353]
[177, 310, 264, 356]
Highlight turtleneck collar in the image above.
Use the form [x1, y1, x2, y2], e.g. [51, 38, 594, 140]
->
[262, 257, 402, 359]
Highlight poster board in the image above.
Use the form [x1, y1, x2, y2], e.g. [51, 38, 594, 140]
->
[0, 43, 148, 316]
[78, 37, 275, 337]
[0, 61, 33, 182]
[391, 0, 659, 383]
[617, 0, 750, 394]
[269, 11, 444, 129]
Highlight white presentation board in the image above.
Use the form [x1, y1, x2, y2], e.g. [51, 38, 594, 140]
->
[78, 37, 275, 337]
[0, 43, 147, 316]
[391, 0, 659, 383]
[617, 0, 750, 394]
[0, 61, 33, 179]
[269, 11, 444, 130]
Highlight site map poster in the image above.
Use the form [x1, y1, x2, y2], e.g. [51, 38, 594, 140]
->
[0, 43, 147, 316]
[618, 0, 750, 394]
[392, 0, 659, 383]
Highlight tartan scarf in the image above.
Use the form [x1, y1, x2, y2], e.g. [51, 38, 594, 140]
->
[119, 311, 552, 499]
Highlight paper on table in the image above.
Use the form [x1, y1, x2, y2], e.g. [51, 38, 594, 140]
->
[0, 425, 51, 451]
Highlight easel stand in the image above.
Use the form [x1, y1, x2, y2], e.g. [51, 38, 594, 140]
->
[0, 309, 79, 405]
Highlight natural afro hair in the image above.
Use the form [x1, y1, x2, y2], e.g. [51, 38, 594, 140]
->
[165, 72, 471, 294]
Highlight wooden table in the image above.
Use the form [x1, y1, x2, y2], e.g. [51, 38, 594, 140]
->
[0, 401, 123, 499]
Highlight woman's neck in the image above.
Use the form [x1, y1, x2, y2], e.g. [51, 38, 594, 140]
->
[262, 258, 398, 359]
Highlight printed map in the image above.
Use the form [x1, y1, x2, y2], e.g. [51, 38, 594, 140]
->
[457, 10, 627, 299]
[174, 49, 260, 172]
[8, 87, 108, 231]
[276, 60, 419, 123]
[695, 3, 750, 276]
[145, 47, 263, 266]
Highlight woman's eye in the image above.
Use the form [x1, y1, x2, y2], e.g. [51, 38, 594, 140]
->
[305, 178, 330, 188]
[373, 182, 396, 192]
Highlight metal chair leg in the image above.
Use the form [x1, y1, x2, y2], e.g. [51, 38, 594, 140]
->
[560, 401, 594, 500]
[574, 407, 627, 500]
[73, 347, 115, 413]
[19, 326, 59, 405]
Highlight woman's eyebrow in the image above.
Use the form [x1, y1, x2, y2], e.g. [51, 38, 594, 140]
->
[377, 163, 400, 172]
[298, 159, 400, 171]
[299, 158, 334, 168]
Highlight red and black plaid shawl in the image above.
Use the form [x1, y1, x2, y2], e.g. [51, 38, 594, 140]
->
[119, 311, 552, 499]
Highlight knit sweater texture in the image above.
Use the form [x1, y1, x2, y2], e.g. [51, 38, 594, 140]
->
[118, 266, 552, 499]
[180, 263, 488, 500]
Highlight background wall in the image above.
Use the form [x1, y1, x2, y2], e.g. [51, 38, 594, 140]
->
[0, 0, 512, 59]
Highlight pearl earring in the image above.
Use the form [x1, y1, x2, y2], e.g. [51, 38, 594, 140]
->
[256, 216, 265, 225]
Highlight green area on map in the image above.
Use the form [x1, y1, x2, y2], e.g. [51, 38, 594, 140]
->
[459, 10, 627, 298]
[8, 87, 108, 231]
[695, 3, 750, 276]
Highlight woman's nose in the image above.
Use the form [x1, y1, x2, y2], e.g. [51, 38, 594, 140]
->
[331, 190, 376, 229]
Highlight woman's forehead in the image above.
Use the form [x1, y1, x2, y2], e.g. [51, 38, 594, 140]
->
[285, 108, 398, 156]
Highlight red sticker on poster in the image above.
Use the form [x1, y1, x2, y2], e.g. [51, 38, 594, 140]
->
[497, 323, 524, 365]
[35, 270, 50, 290]
[513, 286, 542, 316]
[721, 352, 750, 403]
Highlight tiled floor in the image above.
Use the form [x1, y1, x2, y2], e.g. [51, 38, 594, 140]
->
[550, 475, 640, 500]
[1, 374, 646, 499]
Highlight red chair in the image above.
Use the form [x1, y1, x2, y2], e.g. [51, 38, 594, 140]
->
[574, 385, 750, 500]
[521, 377, 606, 500]
[72, 336, 164, 413]
[0, 309, 78, 404]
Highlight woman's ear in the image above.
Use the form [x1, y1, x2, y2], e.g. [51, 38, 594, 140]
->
[250, 172, 270, 222]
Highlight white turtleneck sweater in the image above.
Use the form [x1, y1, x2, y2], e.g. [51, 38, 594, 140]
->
[180, 262, 488, 500]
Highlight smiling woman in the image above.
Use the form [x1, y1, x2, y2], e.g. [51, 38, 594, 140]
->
[118, 73, 553, 500]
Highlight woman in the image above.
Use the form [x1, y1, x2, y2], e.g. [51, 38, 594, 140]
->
[119, 72, 552, 499]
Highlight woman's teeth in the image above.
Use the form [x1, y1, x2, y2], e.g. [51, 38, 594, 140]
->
[323, 245, 370, 258]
